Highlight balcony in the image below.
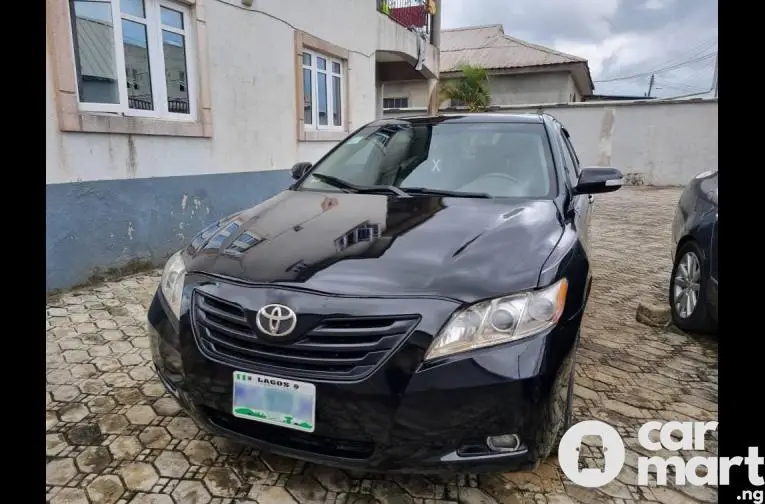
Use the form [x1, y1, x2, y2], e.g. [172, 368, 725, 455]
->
[374, 0, 439, 117]
[376, 0, 434, 42]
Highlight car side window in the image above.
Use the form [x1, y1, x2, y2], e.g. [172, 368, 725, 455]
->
[558, 133, 579, 187]
[561, 130, 581, 176]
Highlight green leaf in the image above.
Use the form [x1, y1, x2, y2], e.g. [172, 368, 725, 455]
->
[440, 64, 491, 112]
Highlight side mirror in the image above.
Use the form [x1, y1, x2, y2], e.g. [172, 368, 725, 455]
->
[574, 167, 624, 195]
[291, 162, 313, 180]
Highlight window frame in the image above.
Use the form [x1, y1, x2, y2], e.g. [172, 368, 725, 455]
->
[69, 0, 197, 121]
[383, 97, 409, 109]
[301, 48, 344, 132]
[294, 30, 350, 142]
[47, 0, 212, 137]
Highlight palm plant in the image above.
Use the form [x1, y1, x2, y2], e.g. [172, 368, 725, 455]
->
[440, 64, 491, 112]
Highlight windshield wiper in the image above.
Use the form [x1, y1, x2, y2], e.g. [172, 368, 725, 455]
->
[309, 173, 411, 198]
[401, 187, 492, 199]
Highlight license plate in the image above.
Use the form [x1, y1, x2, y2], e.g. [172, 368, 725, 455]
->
[232, 371, 316, 433]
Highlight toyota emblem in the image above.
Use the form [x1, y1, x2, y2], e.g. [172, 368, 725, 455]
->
[255, 304, 298, 337]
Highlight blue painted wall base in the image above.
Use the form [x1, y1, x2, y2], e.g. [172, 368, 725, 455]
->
[46, 170, 292, 291]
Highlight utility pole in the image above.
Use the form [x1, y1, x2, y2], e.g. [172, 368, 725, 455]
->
[645, 74, 655, 97]
[426, 1, 442, 115]
[712, 52, 718, 98]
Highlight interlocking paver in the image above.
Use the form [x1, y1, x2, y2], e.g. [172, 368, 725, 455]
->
[46, 187, 718, 503]
[109, 435, 143, 459]
[120, 462, 160, 491]
[50, 488, 89, 504]
[85, 475, 124, 504]
[139, 426, 172, 449]
[154, 450, 190, 478]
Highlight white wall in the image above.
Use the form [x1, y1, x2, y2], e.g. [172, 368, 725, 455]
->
[382, 99, 718, 186]
[487, 72, 579, 105]
[47, 0, 430, 185]
[516, 100, 718, 186]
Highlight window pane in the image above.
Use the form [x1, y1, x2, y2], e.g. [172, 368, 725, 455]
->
[332, 62, 341, 74]
[317, 57, 326, 71]
[162, 31, 190, 114]
[303, 68, 312, 125]
[161, 6, 184, 29]
[332, 75, 342, 126]
[302, 52, 311, 66]
[558, 137, 578, 185]
[71, 1, 119, 104]
[317, 72, 328, 125]
[121, 0, 144, 18]
[122, 19, 153, 110]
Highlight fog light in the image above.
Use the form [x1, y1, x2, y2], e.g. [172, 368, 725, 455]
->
[486, 434, 521, 453]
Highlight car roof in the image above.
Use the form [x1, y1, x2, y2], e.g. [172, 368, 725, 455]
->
[370, 113, 550, 127]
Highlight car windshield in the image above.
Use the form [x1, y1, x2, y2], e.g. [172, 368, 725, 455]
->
[297, 120, 557, 198]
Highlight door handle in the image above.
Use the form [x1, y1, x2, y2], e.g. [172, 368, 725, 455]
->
[587, 194, 594, 204]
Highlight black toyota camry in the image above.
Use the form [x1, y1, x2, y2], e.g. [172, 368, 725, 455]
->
[147, 113, 623, 473]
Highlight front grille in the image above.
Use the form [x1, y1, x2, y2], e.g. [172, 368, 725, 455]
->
[192, 291, 419, 380]
[203, 407, 375, 459]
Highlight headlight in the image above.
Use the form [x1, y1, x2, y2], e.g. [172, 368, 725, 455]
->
[425, 278, 568, 361]
[160, 251, 187, 319]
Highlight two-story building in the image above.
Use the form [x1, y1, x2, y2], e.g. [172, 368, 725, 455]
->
[46, 0, 439, 290]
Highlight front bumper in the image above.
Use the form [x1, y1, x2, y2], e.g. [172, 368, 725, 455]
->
[148, 278, 581, 474]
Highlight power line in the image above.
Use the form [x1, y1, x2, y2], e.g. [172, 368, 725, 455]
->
[655, 80, 706, 93]
[594, 51, 717, 83]
[592, 36, 716, 84]
[655, 76, 708, 90]
[682, 60, 717, 84]
[653, 37, 717, 70]
[653, 57, 717, 94]
[663, 51, 718, 100]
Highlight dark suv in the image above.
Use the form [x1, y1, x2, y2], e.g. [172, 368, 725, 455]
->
[148, 113, 623, 473]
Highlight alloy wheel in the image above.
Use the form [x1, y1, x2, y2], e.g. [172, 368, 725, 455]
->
[673, 251, 701, 319]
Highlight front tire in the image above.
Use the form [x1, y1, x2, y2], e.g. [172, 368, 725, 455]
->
[669, 241, 716, 333]
[548, 354, 575, 457]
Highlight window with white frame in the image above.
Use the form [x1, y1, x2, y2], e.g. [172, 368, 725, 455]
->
[68, 0, 196, 120]
[302, 49, 344, 130]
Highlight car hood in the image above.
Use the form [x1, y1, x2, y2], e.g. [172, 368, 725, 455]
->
[183, 190, 564, 302]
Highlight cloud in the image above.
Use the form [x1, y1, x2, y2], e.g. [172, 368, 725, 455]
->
[442, 0, 620, 43]
[554, 7, 717, 95]
[642, 0, 676, 9]
[441, 0, 717, 97]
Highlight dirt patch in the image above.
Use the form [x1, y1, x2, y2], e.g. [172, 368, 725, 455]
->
[46, 257, 158, 302]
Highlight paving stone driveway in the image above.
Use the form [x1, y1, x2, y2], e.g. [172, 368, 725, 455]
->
[46, 187, 718, 504]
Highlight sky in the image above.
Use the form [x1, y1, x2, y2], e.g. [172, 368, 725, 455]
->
[441, 0, 718, 99]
